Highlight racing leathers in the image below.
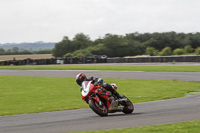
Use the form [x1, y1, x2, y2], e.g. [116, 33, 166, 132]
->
[85, 76, 123, 99]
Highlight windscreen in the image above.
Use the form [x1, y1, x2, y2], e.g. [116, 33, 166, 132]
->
[81, 81, 91, 97]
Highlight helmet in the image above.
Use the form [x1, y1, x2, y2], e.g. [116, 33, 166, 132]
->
[111, 83, 117, 90]
[76, 73, 87, 86]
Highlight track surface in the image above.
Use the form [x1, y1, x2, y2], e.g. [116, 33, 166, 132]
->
[1, 70, 200, 81]
[0, 68, 200, 133]
[0, 95, 200, 133]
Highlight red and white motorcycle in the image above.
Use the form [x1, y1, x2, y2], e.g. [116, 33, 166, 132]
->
[81, 80, 134, 116]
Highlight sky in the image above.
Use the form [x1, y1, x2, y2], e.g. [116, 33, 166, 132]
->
[0, 0, 200, 43]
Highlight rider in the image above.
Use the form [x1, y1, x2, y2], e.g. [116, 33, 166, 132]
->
[76, 73, 123, 99]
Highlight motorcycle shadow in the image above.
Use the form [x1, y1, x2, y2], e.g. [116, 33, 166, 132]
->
[105, 112, 144, 117]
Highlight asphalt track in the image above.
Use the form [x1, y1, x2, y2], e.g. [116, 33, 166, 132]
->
[1, 70, 200, 81]
[0, 68, 200, 133]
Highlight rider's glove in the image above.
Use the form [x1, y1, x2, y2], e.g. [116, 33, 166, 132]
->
[88, 76, 94, 80]
[80, 87, 83, 92]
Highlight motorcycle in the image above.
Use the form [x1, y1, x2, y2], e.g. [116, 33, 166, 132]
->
[80, 80, 134, 116]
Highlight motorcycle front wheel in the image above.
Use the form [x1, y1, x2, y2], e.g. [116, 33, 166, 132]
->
[88, 99, 108, 116]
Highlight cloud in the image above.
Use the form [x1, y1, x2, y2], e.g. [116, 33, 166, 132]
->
[0, 0, 200, 43]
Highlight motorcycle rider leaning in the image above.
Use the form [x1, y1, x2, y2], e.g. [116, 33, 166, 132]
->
[76, 73, 123, 99]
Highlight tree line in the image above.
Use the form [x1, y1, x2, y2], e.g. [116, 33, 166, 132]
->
[0, 47, 52, 55]
[1, 32, 200, 57]
[52, 32, 200, 57]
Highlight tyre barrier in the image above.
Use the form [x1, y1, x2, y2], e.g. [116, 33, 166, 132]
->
[0, 56, 107, 66]
[0, 55, 200, 66]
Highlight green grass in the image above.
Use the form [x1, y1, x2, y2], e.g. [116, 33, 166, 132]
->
[0, 65, 200, 72]
[0, 76, 200, 116]
[70, 120, 200, 133]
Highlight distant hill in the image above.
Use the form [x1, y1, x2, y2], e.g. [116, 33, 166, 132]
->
[0, 41, 56, 51]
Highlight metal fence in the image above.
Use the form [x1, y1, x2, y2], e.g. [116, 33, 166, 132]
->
[107, 55, 200, 63]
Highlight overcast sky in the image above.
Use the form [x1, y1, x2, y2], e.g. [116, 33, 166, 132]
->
[0, 0, 199, 43]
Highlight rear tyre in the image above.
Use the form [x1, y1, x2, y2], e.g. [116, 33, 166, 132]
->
[121, 97, 134, 114]
[89, 99, 108, 116]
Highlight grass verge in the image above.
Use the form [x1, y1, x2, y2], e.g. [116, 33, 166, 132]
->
[70, 120, 200, 133]
[0, 65, 200, 72]
[0, 76, 200, 116]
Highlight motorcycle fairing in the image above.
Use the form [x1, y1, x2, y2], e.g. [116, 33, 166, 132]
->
[81, 81, 91, 97]
[96, 89, 113, 109]
[89, 95, 100, 103]
[81, 81, 124, 112]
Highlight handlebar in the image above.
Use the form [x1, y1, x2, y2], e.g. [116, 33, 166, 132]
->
[93, 78, 103, 86]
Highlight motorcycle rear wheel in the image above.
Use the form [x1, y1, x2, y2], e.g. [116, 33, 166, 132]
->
[121, 97, 134, 114]
[89, 99, 108, 116]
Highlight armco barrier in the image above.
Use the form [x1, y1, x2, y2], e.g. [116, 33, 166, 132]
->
[107, 55, 200, 63]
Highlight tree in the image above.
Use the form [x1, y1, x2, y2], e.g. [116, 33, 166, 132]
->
[12, 47, 19, 52]
[52, 32, 200, 57]
[195, 47, 200, 55]
[159, 47, 172, 56]
[90, 43, 107, 55]
[52, 36, 72, 57]
[35, 49, 52, 54]
[102, 34, 135, 57]
[20, 50, 32, 54]
[72, 49, 92, 57]
[0, 47, 5, 53]
[72, 33, 92, 50]
[126, 40, 145, 56]
[64, 53, 72, 57]
[103, 34, 125, 49]
[142, 38, 157, 48]
[187, 33, 200, 48]
[173, 48, 184, 55]
[146, 47, 158, 56]
[184, 45, 193, 53]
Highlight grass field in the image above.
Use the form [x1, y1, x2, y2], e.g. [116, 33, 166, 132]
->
[71, 120, 200, 133]
[0, 54, 53, 61]
[0, 65, 200, 72]
[0, 76, 200, 116]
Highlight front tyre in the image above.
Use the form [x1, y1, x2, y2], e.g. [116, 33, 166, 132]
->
[89, 99, 108, 116]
